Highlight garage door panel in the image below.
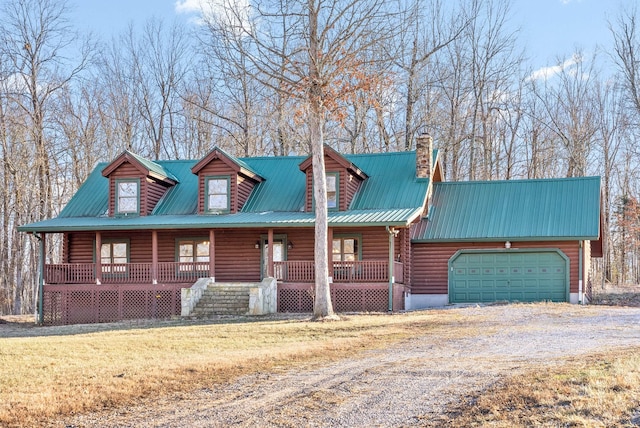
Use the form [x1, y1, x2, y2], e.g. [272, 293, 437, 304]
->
[494, 291, 510, 300]
[481, 254, 496, 263]
[495, 280, 509, 288]
[450, 250, 567, 304]
[509, 279, 525, 289]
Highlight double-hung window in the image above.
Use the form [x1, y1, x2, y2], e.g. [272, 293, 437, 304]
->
[332, 235, 361, 281]
[332, 236, 359, 262]
[177, 239, 210, 275]
[101, 241, 129, 274]
[206, 176, 230, 212]
[116, 179, 139, 215]
[326, 172, 339, 210]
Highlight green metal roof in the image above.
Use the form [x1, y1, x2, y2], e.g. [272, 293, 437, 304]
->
[20, 151, 430, 232]
[240, 156, 307, 212]
[412, 176, 601, 242]
[125, 151, 180, 183]
[150, 160, 199, 215]
[214, 146, 262, 178]
[347, 151, 430, 209]
[18, 208, 422, 232]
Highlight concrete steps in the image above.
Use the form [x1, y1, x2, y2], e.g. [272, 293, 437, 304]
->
[191, 285, 251, 317]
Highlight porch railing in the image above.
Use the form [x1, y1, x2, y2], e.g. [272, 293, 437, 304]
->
[44, 260, 404, 285]
[44, 262, 210, 285]
[44, 263, 95, 284]
[273, 260, 404, 283]
[102, 263, 152, 283]
[158, 262, 210, 282]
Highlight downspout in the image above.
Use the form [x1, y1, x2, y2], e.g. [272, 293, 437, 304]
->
[386, 226, 397, 312]
[578, 241, 583, 305]
[35, 233, 44, 325]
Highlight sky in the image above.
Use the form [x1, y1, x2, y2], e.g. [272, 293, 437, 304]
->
[69, 0, 630, 77]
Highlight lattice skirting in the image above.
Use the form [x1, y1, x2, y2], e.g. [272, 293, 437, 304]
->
[42, 284, 185, 325]
[278, 283, 404, 313]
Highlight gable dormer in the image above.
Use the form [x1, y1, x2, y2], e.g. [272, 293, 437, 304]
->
[101, 151, 178, 217]
[299, 145, 368, 212]
[191, 146, 264, 214]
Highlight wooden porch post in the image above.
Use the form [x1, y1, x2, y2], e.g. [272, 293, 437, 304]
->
[95, 232, 102, 285]
[209, 229, 215, 280]
[37, 233, 45, 324]
[327, 227, 333, 282]
[267, 228, 274, 277]
[152, 230, 158, 284]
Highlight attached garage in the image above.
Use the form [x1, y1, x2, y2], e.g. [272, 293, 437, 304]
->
[449, 249, 569, 303]
[408, 177, 603, 309]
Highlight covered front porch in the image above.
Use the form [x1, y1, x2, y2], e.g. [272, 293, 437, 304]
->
[35, 225, 409, 324]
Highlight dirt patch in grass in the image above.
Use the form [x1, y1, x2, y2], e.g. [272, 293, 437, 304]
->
[428, 348, 640, 427]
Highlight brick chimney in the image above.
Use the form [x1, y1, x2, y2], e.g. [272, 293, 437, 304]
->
[415, 133, 433, 179]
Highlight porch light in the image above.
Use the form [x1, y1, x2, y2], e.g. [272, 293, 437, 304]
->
[255, 241, 260, 249]
[505, 241, 511, 249]
[288, 241, 294, 250]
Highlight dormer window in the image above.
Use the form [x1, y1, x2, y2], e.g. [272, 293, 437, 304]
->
[326, 172, 339, 210]
[206, 176, 230, 212]
[299, 145, 367, 212]
[116, 179, 139, 215]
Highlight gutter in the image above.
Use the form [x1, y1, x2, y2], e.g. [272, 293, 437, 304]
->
[386, 226, 399, 312]
[579, 241, 583, 304]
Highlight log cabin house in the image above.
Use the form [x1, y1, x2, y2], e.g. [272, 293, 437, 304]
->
[19, 135, 603, 325]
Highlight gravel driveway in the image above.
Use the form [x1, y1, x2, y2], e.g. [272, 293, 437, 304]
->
[61, 304, 640, 427]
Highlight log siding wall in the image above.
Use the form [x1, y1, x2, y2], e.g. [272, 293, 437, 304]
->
[195, 160, 258, 214]
[237, 175, 256, 210]
[401, 227, 412, 286]
[411, 241, 581, 295]
[196, 161, 237, 213]
[107, 162, 170, 216]
[303, 156, 364, 212]
[345, 172, 361, 209]
[146, 180, 169, 215]
[108, 163, 142, 216]
[64, 226, 399, 281]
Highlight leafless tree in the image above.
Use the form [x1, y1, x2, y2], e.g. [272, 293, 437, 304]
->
[531, 51, 598, 178]
[592, 78, 624, 285]
[0, 0, 91, 314]
[611, 4, 640, 133]
[395, 0, 471, 151]
[201, 0, 400, 318]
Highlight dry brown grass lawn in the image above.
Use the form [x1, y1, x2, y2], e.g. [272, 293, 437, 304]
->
[2, 305, 639, 427]
[428, 347, 640, 427]
[0, 312, 452, 428]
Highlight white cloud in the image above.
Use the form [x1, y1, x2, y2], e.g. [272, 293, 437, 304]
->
[175, 0, 249, 29]
[527, 54, 581, 81]
[174, 0, 202, 14]
[175, 0, 214, 25]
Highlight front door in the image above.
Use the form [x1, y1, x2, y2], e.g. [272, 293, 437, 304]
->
[261, 235, 287, 279]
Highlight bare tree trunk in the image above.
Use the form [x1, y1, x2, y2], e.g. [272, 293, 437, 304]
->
[308, 2, 335, 319]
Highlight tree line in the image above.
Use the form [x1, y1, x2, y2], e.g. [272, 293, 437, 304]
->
[1, 0, 639, 315]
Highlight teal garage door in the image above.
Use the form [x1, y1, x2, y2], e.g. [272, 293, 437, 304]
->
[449, 250, 568, 303]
